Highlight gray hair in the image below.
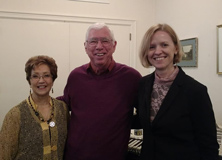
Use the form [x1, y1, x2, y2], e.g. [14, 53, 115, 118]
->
[85, 22, 115, 42]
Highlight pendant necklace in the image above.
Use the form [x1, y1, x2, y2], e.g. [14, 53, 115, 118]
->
[28, 96, 55, 128]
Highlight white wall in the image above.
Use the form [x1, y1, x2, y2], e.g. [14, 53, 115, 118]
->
[155, 0, 222, 124]
[0, 0, 155, 76]
[0, 0, 155, 75]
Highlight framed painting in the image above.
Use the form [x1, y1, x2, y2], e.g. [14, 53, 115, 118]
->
[177, 38, 198, 67]
[217, 25, 222, 74]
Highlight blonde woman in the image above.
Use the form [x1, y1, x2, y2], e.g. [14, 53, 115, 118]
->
[134, 24, 219, 160]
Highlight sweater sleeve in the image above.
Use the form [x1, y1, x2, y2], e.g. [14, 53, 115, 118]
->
[60, 99, 70, 126]
[190, 85, 219, 159]
[56, 71, 74, 111]
[0, 106, 20, 159]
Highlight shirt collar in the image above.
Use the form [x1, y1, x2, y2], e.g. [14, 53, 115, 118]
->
[86, 59, 115, 74]
[27, 95, 52, 110]
[154, 65, 179, 84]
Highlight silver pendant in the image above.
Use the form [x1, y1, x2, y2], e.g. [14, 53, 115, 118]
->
[49, 121, 55, 127]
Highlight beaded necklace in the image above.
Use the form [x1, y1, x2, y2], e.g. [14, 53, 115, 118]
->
[28, 96, 55, 127]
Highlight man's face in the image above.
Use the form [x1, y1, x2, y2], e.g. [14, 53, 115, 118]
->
[84, 27, 117, 70]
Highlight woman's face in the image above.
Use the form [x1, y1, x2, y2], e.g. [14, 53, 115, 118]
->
[148, 30, 177, 72]
[30, 64, 53, 98]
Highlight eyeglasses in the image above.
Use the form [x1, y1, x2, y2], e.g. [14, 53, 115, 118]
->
[30, 74, 52, 81]
[86, 38, 113, 47]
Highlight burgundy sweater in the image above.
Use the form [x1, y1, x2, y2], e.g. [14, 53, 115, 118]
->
[58, 62, 141, 160]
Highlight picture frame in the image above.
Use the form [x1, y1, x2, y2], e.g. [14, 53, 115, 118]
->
[69, 0, 109, 3]
[177, 38, 198, 67]
[217, 25, 222, 74]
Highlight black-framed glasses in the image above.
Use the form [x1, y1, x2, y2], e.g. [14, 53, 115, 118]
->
[86, 38, 113, 47]
[30, 74, 52, 81]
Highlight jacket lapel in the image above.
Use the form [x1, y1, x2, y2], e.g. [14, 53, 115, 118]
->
[142, 73, 155, 125]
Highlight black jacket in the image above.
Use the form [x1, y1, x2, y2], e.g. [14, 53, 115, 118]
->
[133, 66, 219, 160]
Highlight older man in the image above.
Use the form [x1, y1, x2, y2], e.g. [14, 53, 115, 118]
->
[58, 23, 141, 160]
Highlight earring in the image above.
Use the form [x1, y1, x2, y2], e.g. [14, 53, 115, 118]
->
[52, 88, 54, 94]
[30, 88, 32, 95]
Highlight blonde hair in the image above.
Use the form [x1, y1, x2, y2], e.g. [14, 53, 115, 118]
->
[139, 23, 183, 68]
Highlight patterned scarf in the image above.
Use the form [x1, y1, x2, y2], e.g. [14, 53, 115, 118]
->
[150, 66, 179, 122]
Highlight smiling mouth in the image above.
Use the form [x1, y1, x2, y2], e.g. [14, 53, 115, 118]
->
[96, 53, 105, 56]
[154, 57, 166, 61]
[38, 86, 47, 89]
